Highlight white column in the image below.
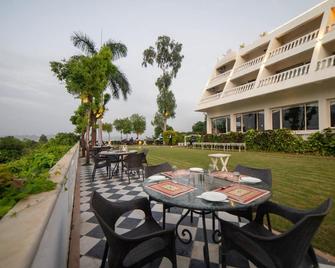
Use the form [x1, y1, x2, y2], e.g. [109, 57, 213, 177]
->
[318, 98, 329, 130]
[264, 108, 272, 130]
[230, 114, 236, 132]
[207, 116, 212, 134]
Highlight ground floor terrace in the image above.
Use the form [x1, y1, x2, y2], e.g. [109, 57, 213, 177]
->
[78, 146, 335, 268]
[201, 80, 335, 137]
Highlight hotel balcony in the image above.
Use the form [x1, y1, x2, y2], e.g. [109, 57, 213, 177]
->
[231, 54, 265, 79]
[200, 92, 221, 103]
[316, 54, 335, 71]
[223, 81, 256, 96]
[266, 29, 319, 66]
[205, 70, 231, 89]
[258, 63, 310, 87]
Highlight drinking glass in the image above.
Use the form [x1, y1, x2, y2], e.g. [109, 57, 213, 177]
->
[233, 171, 240, 184]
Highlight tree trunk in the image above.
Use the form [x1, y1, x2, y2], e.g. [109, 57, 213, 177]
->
[85, 121, 90, 165]
[98, 119, 103, 145]
[108, 133, 110, 143]
[163, 117, 167, 132]
[80, 130, 85, 157]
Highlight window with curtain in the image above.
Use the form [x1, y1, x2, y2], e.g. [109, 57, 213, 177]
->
[272, 110, 280, 129]
[211, 115, 231, 134]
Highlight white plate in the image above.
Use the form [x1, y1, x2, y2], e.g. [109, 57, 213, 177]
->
[240, 176, 261, 184]
[147, 175, 167, 182]
[189, 167, 204, 173]
[197, 191, 227, 202]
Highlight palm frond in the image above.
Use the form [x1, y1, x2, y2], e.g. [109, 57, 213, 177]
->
[104, 40, 128, 61]
[108, 68, 131, 100]
[71, 31, 97, 55]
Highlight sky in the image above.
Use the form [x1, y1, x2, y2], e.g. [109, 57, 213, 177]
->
[0, 0, 322, 138]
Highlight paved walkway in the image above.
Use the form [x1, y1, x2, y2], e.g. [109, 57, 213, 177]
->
[78, 158, 335, 268]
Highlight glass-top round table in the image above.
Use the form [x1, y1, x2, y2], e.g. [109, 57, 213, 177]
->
[143, 171, 271, 268]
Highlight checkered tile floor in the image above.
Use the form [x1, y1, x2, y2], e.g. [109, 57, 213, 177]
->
[79, 158, 335, 268]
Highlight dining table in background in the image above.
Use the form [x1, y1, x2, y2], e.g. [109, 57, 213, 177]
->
[99, 150, 137, 179]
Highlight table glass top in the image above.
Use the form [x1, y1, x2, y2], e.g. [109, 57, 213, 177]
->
[143, 172, 271, 212]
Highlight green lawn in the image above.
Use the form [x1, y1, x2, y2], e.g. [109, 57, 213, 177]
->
[137, 145, 335, 256]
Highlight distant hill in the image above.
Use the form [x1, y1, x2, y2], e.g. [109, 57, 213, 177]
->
[0, 135, 55, 141]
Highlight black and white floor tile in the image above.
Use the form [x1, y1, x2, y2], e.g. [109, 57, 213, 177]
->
[79, 158, 335, 268]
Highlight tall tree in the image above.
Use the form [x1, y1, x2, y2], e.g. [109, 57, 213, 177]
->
[71, 32, 131, 145]
[113, 119, 123, 140]
[122, 117, 133, 139]
[192, 121, 206, 134]
[102, 122, 113, 142]
[130, 114, 146, 139]
[142, 35, 184, 131]
[50, 46, 114, 163]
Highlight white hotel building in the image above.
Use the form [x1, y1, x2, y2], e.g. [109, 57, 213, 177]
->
[196, 0, 335, 137]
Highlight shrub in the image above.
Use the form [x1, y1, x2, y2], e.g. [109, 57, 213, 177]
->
[0, 136, 25, 163]
[163, 130, 178, 145]
[49, 132, 79, 146]
[307, 128, 335, 156]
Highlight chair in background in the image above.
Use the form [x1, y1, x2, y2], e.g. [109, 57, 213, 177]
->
[92, 154, 110, 182]
[229, 165, 272, 224]
[123, 152, 145, 183]
[218, 198, 332, 268]
[91, 191, 177, 268]
[141, 148, 149, 165]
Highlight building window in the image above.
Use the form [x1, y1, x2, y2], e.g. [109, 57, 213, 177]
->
[237, 111, 264, 132]
[283, 105, 305, 130]
[306, 103, 318, 130]
[212, 116, 231, 134]
[272, 110, 280, 129]
[236, 115, 242, 132]
[276, 102, 319, 131]
[331, 100, 335, 127]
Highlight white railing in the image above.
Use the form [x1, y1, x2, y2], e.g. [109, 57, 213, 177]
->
[211, 70, 231, 83]
[200, 92, 221, 103]
[325, 23, 335, 34]
[258, 63, 310, 87]
[223, 81, 256, 96]
[268, 29, 319, 58]
[316, 55, 335, 71]
[235, 54, 265, 73]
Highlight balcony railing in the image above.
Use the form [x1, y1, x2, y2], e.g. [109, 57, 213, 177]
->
[325, 23, 335, 34]
[258, 63, 310, 87]
[211, 70, 231, 83]
[235, 54, 265, 73]
[200, 92, 221, 103]
[268, 29, 319, 58]
[223, 81, 256, 96]
[316, 55, 335, 71]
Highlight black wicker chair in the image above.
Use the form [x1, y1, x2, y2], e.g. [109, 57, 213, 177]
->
[92, 154, 111, 182]
[140, 149, 149, 165]
[219, 198, 332, 268]
[123, 153, 145, 183]
[91, 191, 177, 268]
[229, 165, 272, 224]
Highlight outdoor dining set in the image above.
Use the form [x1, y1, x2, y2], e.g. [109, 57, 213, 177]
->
[89, 145, 332, 268]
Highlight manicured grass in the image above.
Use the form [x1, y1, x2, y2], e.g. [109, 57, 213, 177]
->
[138, 145, 335, 256]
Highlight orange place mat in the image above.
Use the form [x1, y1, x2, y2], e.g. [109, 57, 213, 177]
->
[162, 169, 190, 178]
[211, 171, 236, 182]
[215, 184, 270, 204]
[147, 180, 196, 198]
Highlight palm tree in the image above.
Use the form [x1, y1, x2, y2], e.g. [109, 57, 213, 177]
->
[71, 32, 131, 144]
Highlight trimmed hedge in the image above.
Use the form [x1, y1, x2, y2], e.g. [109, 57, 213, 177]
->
[198, 129, 335, 156]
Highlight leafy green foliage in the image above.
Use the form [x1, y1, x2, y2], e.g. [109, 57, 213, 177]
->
[0, 136, 25, 163]
[142, 35, 184, 131]
[0, 134, 77, 218]
[192, 121, 206, 134]
[163, 130, 178, 145]
[39, 134, 48, 143]
[130, 114, 146, 138]
[201, 129, 335, 156]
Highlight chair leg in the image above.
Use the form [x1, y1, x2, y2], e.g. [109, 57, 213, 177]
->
[190, 210, 193, 223]
[101, 241, 109, 268]
[266, 212, 272, 232]
[220, 245, 227, 268]
[163, 204, 166, 229]
[308, 246, 319, 268]
[212, 212, 215, 230]
[92, 167, 96, 182]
